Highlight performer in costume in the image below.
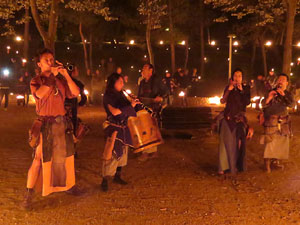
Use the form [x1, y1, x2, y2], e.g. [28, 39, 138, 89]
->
[260, 73, 294, 173]
[64, 65, 87, 158]
[215, 68, 253, 177]
[101, 73, 141, 192]
[22, 49, 81, 209]
[137, 63, 168, 161]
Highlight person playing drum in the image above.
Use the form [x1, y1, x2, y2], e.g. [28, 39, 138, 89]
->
[101, 73, 141, 192]
[137, 63, 168, 161]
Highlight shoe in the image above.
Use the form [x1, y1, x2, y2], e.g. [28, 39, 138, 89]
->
[101, 179, 108, 192]
[65, 186, 84, 196]
[138, 153, 149, 162]
[113, 175, 128, 185]
[21, 188, 34, 210]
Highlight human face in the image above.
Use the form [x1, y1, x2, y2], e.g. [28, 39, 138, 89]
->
[114, 77, 124, 92]
[276, 75, 288, 90]
[141, 64, 153, 80]
[116, 67, 122, 74]
[166, 72, 171, 78]
[233, 71, 243, 84]
[37, 53, 54, 73]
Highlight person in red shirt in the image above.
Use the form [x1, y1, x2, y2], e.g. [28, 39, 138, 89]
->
[22, 48, 80, 209]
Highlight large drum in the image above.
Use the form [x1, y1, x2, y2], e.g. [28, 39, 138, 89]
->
[128, 109, 163, 153]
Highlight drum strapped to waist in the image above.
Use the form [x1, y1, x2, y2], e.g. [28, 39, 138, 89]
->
[127, 109, 163, 153]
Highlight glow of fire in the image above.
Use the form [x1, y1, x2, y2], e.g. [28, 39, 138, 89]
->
[16, 95, 24, 100]
[179, 91, 185, 97]
[208, 96, 221, 105]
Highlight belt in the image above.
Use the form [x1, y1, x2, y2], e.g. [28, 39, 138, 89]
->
[39, 115, 66, 124]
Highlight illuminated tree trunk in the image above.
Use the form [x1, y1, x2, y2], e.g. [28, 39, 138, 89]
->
[184, 40, 189, 70]
[168, 0, 175, 74]
[199, 0, 205, 77]
[89, 33, 93, 73]
[260, 37, 267, 77]
[23, 6, 30, 61]
[282, 0, 297, 74]
[30, 0, 59, 52]
[146, 13, 154, 66]
[250, 41, 257, 75]
[79, 21, 90, 73]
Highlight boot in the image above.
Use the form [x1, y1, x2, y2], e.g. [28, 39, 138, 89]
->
[65, 186, 84, 196]
[101, 177, 108, 192]
[113, 167, 128, 185]
[21, 188, 34, 210]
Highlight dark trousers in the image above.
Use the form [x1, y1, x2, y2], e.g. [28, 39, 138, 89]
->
[0, 89, 9, 108]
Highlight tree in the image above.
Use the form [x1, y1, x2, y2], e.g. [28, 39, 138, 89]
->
[199, 0, 205, 78]
[29, 0, 59, 51]
[65, 0, 113, 73]
[283, 0, 297, 74]
[138, 0, 167, 66]
[204, 0, 300, 74]
[168, 0, 175, 74]
[0, 1, 30, 61]
[166, 0, 191, 73]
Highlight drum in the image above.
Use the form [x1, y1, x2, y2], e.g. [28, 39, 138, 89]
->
[128, 109, 163, 153]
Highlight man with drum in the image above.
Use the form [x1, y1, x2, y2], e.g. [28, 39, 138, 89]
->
[137, 63, 168, 161]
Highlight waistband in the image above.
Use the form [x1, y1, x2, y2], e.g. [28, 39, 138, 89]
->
[38, 115, 66, 124]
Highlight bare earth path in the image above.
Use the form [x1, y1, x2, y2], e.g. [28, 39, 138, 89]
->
[0, 105, 300, 225]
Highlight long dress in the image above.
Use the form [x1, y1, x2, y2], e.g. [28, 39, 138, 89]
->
[217, 84, 251, 174]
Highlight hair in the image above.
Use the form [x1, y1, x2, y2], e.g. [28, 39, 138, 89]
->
[231, 68, 243, 80]
[34, 48, 54, 64]
[144, 63, 154, 72]
[105, 73, 123, 93]
[277, 73, 289, 82]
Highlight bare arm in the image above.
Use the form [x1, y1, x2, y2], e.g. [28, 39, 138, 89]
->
[64, 74, 80, 96]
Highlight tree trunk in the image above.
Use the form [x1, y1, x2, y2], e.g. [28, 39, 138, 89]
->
[146, 16, 154, 66]
[23, 7, 30, 62]
[184, 40, 189, 70]
[89, 33, 93, 74]
[47, 0, 59, 52]
[282, 0, 297, 74]
[199, 0, 205, 77]
[168, 0, 175, 74]
[30, 0, 49, 47]
[79, 22, 90, 73]
[260, 37, 268, 77]
[30, 0, 58, 52]
[250, 40, 257, 75]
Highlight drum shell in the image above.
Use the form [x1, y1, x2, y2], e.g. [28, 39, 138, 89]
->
[128, 110, 163, 153]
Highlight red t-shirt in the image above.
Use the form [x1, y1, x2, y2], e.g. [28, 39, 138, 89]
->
[31, 74, 75, 117]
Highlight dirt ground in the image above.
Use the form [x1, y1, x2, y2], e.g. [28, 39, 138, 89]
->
[0, 105, 300, 225]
